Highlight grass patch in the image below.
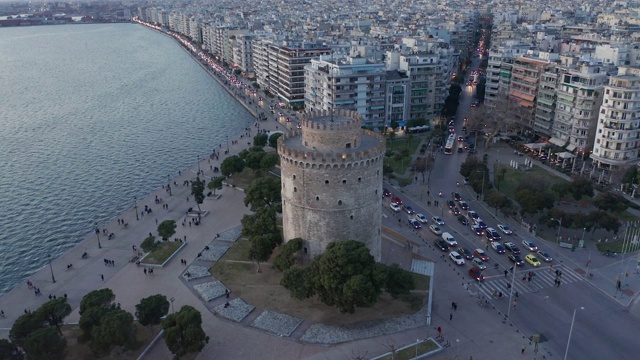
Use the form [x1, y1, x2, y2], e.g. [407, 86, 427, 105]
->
[411, 273, 430, 291]
[376, 339, 440, 360]
[385, 137, 425, 175]
[596, 240, 640, 254]
[62, 322, 163, 360]
[495, 164, 569, 198]
[225, 168, 278, 189]
[142, 241, 182, 265]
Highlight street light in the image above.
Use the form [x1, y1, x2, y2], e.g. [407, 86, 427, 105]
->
[170, 297, 175, 314]
[95, 222, 101, 249]
[226, 135, 229, 153]
[47, 254, 56, 283]
[551, 217, 563, 241]
[134, 196, 139, 221]
[196, 155, 201, 175]
[564, 307, 585, 360]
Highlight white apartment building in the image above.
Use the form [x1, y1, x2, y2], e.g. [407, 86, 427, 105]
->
[591, 66, 640, 169]
[304, 55, 387, 128]
[485, 43, 532, 102]
[232, 33, 255, 73]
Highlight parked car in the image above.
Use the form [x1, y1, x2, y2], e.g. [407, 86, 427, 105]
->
[503, 242, 521, 254]
[525, 254, 541, 267]
[457, 247, 474, 259]
[522, 240, 539, 251]
[472, 257, 487, 270]
[389, 203, 401, 212]
[432, 216, 445, 225]
[491, 242, 506, 254]
[402, 205, 415, 214]
[414, 213, 428, 223]
[508, 254, 525, 266]
[473, 248, 490, 261]
[457, 215, 469, 226]
[497, 224, 513, 235]
[429, 225, 443, 235]
[537, 250, 553, 262]
[469, 267, 485, 281]
[391, 195, 402, 205]
[408, 219, 422, 229]
[449, 251, 466, 265]
[434, 238, 449, 251]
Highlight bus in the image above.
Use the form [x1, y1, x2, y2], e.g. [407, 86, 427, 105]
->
[444, 134, 455, 155]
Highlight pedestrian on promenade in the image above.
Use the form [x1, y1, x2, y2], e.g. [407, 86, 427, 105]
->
[144, 268, 147, 275]
[100, 274, 104, 281]
[449, 313, 453, 321]
[504, 270, 508, 278]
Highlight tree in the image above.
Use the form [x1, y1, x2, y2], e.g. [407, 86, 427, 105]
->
[207, 176, 225, 196]
[260, 152, 279, 170]
[245, 149, 266, 172]
[141, 235, 158, 253]
[485, 190, 512, 215]
[10, 312, 44, 347]
[241, 207, 279, 238]
[191, 177, 205, 214]
[244, 177, 282, 212]
[281, 266, 314, 299]
[157, 220, 177, 241]
[23, 327, 66, 360]
[383, 162, 394, 181]
[220, 155, 245, 176]
[274, 238, 303, 271]
[91, 308, 137, 357]
[253, 133, 268, 147]
[593, 192, 628, 213]
[268, 132, 283, 148]
[35, 298, 71, 335]
[163, 305, 209, 359]
[0, 339, 21, 360]
[136, 294, 170, 326]
[384, 263, 415, 298]
[514, 188, 555, 215]
[79, 289, 115, 316]
[413, 157, 427, 183]
[79, 306, 110, 341]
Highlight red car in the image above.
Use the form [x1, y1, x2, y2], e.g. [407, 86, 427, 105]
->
[469, 267, 485, 281]
[391, 196, 402, 205]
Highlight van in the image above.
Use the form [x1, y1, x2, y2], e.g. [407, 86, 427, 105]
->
[442, 232, 457, 246]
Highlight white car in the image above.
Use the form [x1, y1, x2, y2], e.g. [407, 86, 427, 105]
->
[429, 225, 443, 235]
[522, 240, 538, 251]
[449, 251, 466, 265]
[432, 216, 445, 225]
[389, 203, 401, 212]
[414, 213, 428, 223]
[467, 210, 479, 221]
[497, 224, 513, 235]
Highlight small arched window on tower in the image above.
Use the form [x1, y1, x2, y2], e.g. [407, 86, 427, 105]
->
[316, 196, 320, 201]
[350, 215, 354, 220]
[294, 187, 297, 192]
[346, 143, 352, 148]
[293, 175, 296, 180]
[342, 179, 347, 184]
[325, 180, 329, 185]
[338, 200, 343, 206]
[358, 177, 362, 183]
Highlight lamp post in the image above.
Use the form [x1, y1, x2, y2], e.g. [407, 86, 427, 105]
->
[506, 265, 517, 320]
[551, 217, 563, 241]
[47, 254, 56, 283]
[226, 135, 229, 153]
[134, 196, 139, 221]
[170, 297, 175, 314]
[95, 222, 101, 249]
[564, 307, 585, 360]
[196, 155, 201, 175]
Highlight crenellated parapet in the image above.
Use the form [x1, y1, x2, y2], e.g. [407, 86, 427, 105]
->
[300, 109, 363, 132]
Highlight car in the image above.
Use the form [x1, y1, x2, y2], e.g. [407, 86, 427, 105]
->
[442, 232, 457, 246]
[491, 242, 506, 254]
[457, 136, 464, 142]
[434, 238, 449, 251]
[471, 257, 487, 270]
[537, 250, 553, 262]
[429, 225, 443, 235]
[383, 188, 391, 197]
[451, 207, 461, 215]
[389, 203, 401, 212]
[471, 224, 483, 235]
[477, 221, 488, 230]
[461, 126, 467, 132]
[402, 205, 414, 214]
[453, 192, 462, 201]
[432, 216, 445, 225]
[457, 215, 469, 225]
[473, 248, 490, 261]
[459, 201, 469, 210]
[508, 254, 525, 266]
[485, 228, 501, 241]
[522, 240, 538, 251]
[497, 224, 513, 234]
[525, 254, 541, 267]
[503, 242, 521, 254]
[469, 267, 485, 281]
[408, 219, 422, 229]
[467, 211, 479, 221]
[457, 247, 474, 259]
[391, 196, 402, 205]
[447, 200, 456, 209]
[449, 251, 466, 265]
[414, 213, 428, 223]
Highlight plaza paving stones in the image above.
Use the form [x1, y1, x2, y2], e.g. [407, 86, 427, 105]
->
[217, 225, 242, 242]
[194, 280, 228, 302]
[199, 244, 230, 261]
[251, 310, 303, 337]
[182, 265, 211, 281]
[300, 307, 428, 344]
[214, 298, 255, 322]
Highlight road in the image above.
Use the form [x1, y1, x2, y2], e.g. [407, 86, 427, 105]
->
[381, 57, 640, 359]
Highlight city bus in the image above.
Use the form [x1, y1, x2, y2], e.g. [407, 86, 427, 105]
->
[444, 134, 455, 155]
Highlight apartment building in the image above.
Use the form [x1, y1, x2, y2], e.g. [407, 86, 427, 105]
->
[254, 39, 331, 108]
[304, 55, 387, 128]
[397, 53, 449, 124]
[591, 66, 640, 169]
[534, 70, 559, 137]
[385, 71, 410, 127]
[486, 43, 532, 102]
[551, 64, 606, 153]
[231, 33, 255, 72]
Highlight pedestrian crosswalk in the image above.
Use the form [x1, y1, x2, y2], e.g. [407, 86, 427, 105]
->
[473, 266, 584, 298]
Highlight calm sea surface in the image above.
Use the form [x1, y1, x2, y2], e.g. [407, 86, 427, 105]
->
[0, 23, 252, 295]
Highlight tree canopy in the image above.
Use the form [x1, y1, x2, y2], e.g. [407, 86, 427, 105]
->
[220, 155, 245, 176]
[268, 132, 283, 148]
[23, 326, 66, 360]
[79, 289, 115, 316]
[244, 177, 282, 212]
[162, 305, 209, 359]
[253, 133, 268, 147]
[190, 177, 205, 213]
[0, 338, 21, 360]
[207, 176, 225, 195]
[90, 308, 137, 357]
[157, 220, 177, 241]
[141, 235, 158, 253]
[34, 297, 71, 335]
[136, 294, 170, 326]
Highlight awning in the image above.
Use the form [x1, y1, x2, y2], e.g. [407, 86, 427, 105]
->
[566, 144, 577, 152]
[524, 143, 548, 150]
[510, 89, 535, 102]
[556, 152, 575, 159]
[548, 137, 566, 147]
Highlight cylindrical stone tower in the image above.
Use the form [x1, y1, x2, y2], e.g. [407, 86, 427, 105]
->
[278, 109, 385, 261]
